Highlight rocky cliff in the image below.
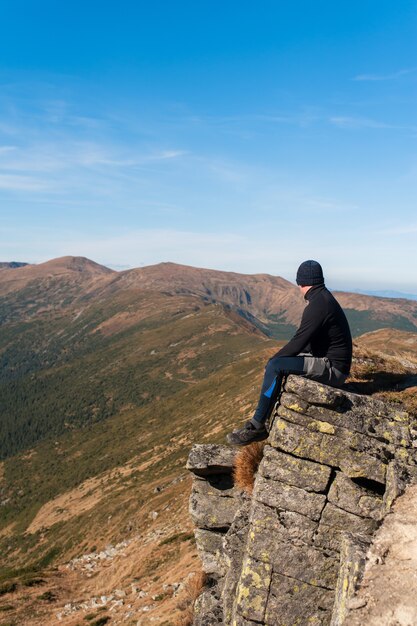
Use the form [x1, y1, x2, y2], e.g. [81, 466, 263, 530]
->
[187, 375, 417, 626]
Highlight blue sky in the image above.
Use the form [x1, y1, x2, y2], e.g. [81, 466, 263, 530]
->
[0, 1, 416, 292]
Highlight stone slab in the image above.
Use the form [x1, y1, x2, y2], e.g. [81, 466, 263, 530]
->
[265, 572, 334, 626]
[194, 528, 226, 576]
[253, 474, 326, 521]
[235, 555, 272, 622]
[328, 473, 384, 520]
[269, 417, 387, 484]
[283, 378, 411, 447]
[189, 481, 240, 529]
[314, 503, 378, 552]
[193, 583, 224, 626]
[222, 500, 251, 626]
[267, 539, 339, 590]
[246, 501, 318, 564]
[330, 533, 371, 626]
[284, 375, 349, 408]
[187, 443, 236, 476]
[277, 406, 394, 464]
[192, 474, 239, 498]
[259, 445, 332, 493]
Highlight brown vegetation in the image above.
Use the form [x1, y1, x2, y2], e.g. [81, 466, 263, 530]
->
[345, 343, 412, 394]
[174, 570, 207, 626]
[233, 442, 266, 494]
[378, 387, 417, 416]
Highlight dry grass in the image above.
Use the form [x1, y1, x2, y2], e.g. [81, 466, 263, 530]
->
[174, 570, 206, 626]
[350, 344, 408, 378]
[378, 387, 417, 417]
[344, 344, 414, 394]
[233, 442, 266, 494]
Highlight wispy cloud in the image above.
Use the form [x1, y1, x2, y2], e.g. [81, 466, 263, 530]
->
[353, 67, 417, 81]
[0, 145, 17, 154]
[0, 139, 186, 171]
[147, 149, 186, 161]
[186, 111, 320, 132]
[0, 173, 48, 191]
[304, 197, 358, 212]
[329, 116, 393, 130]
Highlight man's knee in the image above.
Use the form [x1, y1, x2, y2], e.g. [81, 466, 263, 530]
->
[265, 355, 284, 375]
[267, 355, 307, 375]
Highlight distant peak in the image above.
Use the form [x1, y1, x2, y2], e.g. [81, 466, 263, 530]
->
[0, 261, 29, 270]
[38, 256, 114, 274]
[131, 261, 293, 283]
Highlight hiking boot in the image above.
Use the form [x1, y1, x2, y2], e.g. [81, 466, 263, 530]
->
[226, 421, 268, 446]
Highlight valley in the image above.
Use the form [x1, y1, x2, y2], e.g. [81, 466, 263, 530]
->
[0, 257, 416, 624]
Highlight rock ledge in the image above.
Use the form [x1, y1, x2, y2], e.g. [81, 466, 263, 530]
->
[187, 375, 417, 626]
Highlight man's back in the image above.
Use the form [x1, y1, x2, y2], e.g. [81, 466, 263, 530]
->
[277, 284, 352, 375]
[304, 285, 352, 374]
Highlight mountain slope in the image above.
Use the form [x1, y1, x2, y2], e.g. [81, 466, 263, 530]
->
[355, 328, 417, 366]
[2, 257, 417, 462]
[0, 257, 115, 324]
[1, 333, 416, 625]
[2, 257, 417, 336]
[101, 261, 417, 338]
[0, 291, 266, 460]
[0, 312, 274, 624]
[1, 257, 417, 624]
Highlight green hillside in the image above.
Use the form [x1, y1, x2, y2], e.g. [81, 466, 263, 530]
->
[344, 308, 417, 337]
[0, 290, 268, 460]
[1, 260, 417, 624]
[0, 311, 272, 586]
[0, 275, 274, 569]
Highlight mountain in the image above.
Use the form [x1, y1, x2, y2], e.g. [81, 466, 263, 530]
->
[333, 290, 417, 335]
[108, 262, 417, 337]
[0, 261, 28, 270]
[2, 257, 417, 462]
[2, 257, 417, 335]
[0, 256, 115, 323]
[0, 256, 417, 624]
[353, 288, 417, 301]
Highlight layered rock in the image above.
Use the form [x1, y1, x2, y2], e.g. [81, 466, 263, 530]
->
[187, 375, 417, 626]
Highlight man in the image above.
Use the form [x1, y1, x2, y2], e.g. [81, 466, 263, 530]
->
[226, 260, 352, 446]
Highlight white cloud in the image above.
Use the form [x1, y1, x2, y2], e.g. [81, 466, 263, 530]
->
[0, 146, 17, 154]
[154, 150, 186, 160]
[329, 116, 392, 130]
[353, 68, 417, 81]
[0, 174, 47, 191]
[0, 140, 186, 172]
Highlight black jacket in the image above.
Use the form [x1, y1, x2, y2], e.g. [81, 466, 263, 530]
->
[276, 284, 352, 374]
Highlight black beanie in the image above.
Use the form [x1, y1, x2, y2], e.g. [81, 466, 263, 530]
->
[296, 260, 324, 286]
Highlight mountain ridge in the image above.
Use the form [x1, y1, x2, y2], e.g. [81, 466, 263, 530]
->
[2, 256, 417, 339]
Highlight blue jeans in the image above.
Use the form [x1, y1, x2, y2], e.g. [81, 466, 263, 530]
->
[251, 354, 346, 426]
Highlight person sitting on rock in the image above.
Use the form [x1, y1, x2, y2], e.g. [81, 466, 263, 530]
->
[226, 260, 352, 446]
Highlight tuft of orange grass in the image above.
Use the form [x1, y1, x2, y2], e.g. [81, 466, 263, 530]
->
[174, 570, 207, 626]
[233, 442, 266, 494]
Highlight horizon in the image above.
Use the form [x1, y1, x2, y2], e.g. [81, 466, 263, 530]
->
[1, 2, 416, 292]
[2, 254, 417, 299]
